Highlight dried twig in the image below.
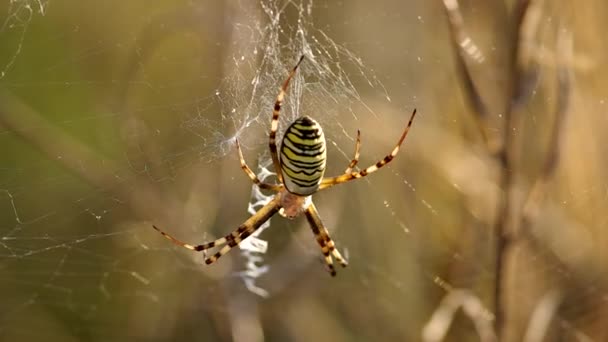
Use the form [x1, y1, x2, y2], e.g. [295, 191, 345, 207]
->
[423, 289, 496, 342]
[493, 0, 540, 335]
[520, 29, 572, 229]
[522, 289, 563, 342]
[441, 0, 494, 151]
[442, 0, 572, 339]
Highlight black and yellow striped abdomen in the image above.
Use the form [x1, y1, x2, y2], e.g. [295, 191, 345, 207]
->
[280, 116, 327, 195]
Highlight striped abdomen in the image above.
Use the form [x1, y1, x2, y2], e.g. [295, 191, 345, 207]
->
[280, 116, 327, 195]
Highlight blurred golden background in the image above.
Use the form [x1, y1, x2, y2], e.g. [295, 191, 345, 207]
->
[0, 0, 606, 341]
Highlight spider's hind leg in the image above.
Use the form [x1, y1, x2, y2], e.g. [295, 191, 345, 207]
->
[326, 238, 348, 268]
[304, 202, 348, 276]
[152, 196, 282, 265]
[152, 224, 244, 264]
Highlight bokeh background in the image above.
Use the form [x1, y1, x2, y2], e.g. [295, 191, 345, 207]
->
[0, 0, 606, 341]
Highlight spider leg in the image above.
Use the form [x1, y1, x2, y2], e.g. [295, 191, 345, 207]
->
[235, 139, 283, 192]
[152, 196, 282, 264]
[308, 221, 336, 276]
[269, 55, 305, 184]
[319, 109, 417, 191]
[344, 129, 361, 174]
[304, 202, 348, 276]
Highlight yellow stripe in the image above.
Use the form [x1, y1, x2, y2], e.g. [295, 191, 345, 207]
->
[283, 139, 325, 157]
[292, 123, 319, 131]
[286, 132, 323, 146]
[282, 146, 324, 163]
[281, 165, 321, 182]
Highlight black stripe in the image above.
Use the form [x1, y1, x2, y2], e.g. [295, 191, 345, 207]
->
[289, 120, 321, 130]
[289, 126, 321, 138]
[282, 143, 325, 158]
[282, 143, 325, 157]
[281, 151, 325, 167]
[293, 122, 317, 128]
[292, 127, 319, 134]
[295, 116, 317, 126]
[281, 161, 324, 177]
[290, 176, 322, 187]
[226, 235, 237, 247]
[287, 127, 322, 139]
[240, 230, 253, 241]
[286, 140, 324, 152]
[377, 156, 392, 166]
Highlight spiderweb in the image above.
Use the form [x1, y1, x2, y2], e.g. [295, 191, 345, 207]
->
[0, 0, 606, 341]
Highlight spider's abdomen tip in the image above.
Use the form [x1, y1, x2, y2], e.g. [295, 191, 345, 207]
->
[298, 115, 315, 125]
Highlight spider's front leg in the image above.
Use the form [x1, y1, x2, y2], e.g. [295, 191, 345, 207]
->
[319, 108, 417, 191]
[235, 139, 282, 192]
[344, 129, 361, 174]
[304, 202, 348, 276]
[268, 55, 305, 183]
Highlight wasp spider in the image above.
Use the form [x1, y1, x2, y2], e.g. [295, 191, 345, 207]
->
[153, 56, 417, 276]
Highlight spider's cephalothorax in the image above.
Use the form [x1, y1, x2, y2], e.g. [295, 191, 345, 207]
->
[152, 55, 417, 276]
[280, 116, 327, 196]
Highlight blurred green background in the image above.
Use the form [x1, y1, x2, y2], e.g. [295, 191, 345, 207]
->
[0, 0, 606, 341]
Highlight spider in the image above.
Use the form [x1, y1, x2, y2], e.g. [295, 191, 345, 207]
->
[152, 56, 417, 276]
